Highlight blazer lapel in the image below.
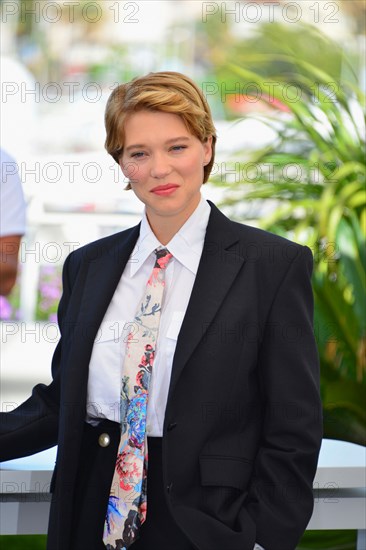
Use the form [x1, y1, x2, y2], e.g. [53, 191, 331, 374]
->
[167, 201, 247, 401]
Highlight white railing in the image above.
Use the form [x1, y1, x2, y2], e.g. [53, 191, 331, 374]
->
[1, 439, 365, 548]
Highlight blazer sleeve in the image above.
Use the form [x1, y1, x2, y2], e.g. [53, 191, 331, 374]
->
[246, 245, 323, 550]
[0, 253, 73, 461]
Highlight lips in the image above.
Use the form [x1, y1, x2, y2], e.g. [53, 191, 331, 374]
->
[150, 184, 179, 192]
[150, 184, 179, 196]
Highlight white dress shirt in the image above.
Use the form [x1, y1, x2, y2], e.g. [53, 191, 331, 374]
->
[86, 195, 210, 436]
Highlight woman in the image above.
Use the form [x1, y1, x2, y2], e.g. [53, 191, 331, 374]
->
[0, 72, 322, 550]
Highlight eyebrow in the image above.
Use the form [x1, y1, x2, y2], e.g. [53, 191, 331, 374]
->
[125, 136, 190, 152]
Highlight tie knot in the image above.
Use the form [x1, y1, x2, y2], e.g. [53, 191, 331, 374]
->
[154, 247, 173, 270]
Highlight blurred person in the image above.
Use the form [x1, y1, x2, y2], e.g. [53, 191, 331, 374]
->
[0, 56, 37, 157]
[0, 148, 26, 295]
[0, 72, 322, 550]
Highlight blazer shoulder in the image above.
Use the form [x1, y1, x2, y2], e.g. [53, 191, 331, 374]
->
[228, 219, 313, 274]
[232, 219, 300, 248]
[233, 219, 311, 255]
[206, 201, 312, 265]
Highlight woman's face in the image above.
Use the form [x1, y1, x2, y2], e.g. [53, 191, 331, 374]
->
[119, 110, 212, 228]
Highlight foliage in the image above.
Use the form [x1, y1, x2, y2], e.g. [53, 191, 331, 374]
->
[0, 530, 358, 549]
[0, 265, 62, 321]
[210, 23, 366, 446]
[0, 536, 46, 549]
[35, 265, 62, 322]
[297, 530, 357, 549]
[0, 276, 21, 321]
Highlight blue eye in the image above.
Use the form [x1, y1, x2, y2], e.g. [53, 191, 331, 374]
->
[131, 152, 145, 158]
[171, 145, 187, 151]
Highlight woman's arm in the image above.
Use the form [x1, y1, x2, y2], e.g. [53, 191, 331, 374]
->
[0, 235, 22, 296]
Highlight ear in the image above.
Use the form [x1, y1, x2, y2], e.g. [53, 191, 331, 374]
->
[203, 135, 213, 165]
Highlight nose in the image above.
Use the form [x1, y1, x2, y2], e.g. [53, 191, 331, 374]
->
[150, 152, 171, 179]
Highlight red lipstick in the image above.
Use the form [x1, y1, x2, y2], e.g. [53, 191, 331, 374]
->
[150, 184, 179, 196]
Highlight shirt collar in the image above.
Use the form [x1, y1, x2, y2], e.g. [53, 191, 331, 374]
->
[130, 195, 211, 277]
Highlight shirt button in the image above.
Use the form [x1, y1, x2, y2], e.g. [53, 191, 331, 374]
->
[166, 482, 173, 494]
[98, 433, 110, 447]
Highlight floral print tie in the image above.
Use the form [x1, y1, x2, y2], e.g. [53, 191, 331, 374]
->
[103, 247, 173, 550]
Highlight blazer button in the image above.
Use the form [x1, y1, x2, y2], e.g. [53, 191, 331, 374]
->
[167, 422, 177, 432]
[166, 482, 173, 494]
[98, 433, 110, 448]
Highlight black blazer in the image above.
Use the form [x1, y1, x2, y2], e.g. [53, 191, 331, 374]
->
[0, 201, 322, 550]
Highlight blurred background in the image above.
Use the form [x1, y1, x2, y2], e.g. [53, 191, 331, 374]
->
[0, 0, 365, 548]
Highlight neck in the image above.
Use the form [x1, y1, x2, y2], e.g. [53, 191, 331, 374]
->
[147, 213, 188, 245]
[146, 195, 201, 245]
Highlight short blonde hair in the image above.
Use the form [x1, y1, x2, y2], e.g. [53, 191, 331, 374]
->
[104, 71, 217, 187]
